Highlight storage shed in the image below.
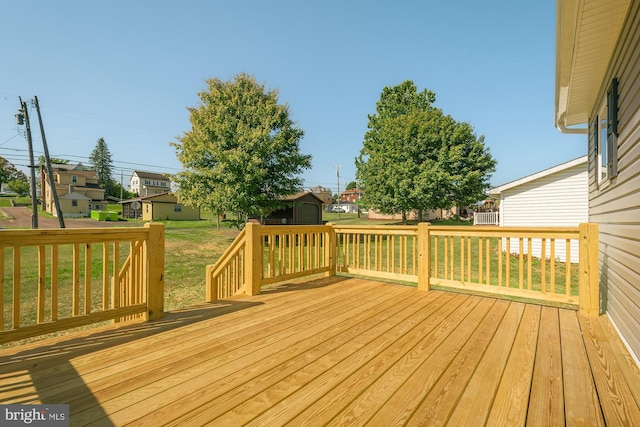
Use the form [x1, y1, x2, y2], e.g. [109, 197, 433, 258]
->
[120, 193, 200, 221]
[489, 156, 588, 262]
[262, 191, 324, 225]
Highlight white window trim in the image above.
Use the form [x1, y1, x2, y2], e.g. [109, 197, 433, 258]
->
[596, 78, 619, 189]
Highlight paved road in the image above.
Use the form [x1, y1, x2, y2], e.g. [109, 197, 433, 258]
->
[0, 207, 131, 229]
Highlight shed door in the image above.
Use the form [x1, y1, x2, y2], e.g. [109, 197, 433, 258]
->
[297, 203, 320, 225]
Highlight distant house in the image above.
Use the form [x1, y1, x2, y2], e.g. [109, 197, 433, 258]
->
[262, 191, 324, 225]
[40, 164, 107, 217]
[308, 186, 332, 205]
[129, 171, 171, 196]
[120, 193, 200, 221]
[57, 192, 92, 217]
[490, 156, 588, 262]
[340, 188, 363, 204]
[330, 203, 359, 214]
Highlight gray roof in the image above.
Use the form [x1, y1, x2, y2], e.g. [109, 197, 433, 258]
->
[132, 170, 170, 180]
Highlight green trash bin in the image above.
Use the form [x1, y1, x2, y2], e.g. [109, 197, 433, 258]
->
[91, 211, 108, 221]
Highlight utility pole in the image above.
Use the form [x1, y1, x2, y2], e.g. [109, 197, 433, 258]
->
[18, 97, 38, 229]
[34, 96, 65, 228]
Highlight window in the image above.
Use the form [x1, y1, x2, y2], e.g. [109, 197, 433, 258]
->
[72, 200, 78, 207]
[597, 104, 607, 183]
[72, 175, 78, 183]
[596, 78, 619, 186]
[174, 204, 182, 212]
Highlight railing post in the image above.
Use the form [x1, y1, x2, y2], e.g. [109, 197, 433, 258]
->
[579, 223, 599, 317]
[245, 220, 262, 296]
[205, 264, 217, 302]
[326, 223, 337, 277]
[145, 222, 165, 321]
[418, 222, 431, 291]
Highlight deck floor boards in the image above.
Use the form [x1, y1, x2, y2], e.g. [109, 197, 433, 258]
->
[1, 276, 640, 426]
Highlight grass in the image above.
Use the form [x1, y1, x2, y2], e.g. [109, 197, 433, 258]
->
[163, 227, 238, 308]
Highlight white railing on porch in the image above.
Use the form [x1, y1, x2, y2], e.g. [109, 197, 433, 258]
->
[474, 211, 499, 225]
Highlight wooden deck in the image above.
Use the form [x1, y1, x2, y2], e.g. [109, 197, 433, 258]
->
[1, 277, 640, 426]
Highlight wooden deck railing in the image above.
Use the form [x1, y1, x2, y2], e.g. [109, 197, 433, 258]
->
[333, 225, 419, 283]
[206, 222, 599, 316]
[206, 222, 335, 300]
[0, 223, 164, 344]
[424, 224, 598, 314]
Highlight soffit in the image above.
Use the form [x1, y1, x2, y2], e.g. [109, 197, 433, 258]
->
[555, 0, 630, 129]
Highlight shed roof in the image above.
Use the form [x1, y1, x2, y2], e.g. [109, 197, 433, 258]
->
[59, 192, 91, 201]
[119, 193, 177, 204]
[281, 191, 325, 204]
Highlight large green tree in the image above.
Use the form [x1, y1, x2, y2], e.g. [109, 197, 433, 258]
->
[38, 156, 69, 166]
[0, 157, 28, 194]
[356, 81, 496, 222]
[172, 73, 312, 227]
[89, 137, 115, 197]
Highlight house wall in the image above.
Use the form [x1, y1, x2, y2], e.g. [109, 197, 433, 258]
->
[78, 188, 105, 200]
[57, 173, 87, 186]
[58, 199, 90, 217]
[587, 2, 640, 362]
[498, 162, 588, 263]
[130, 172, 171, 196]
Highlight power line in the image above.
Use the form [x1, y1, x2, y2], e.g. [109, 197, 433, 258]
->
[0, 146, 180, 174]
[1, 134, 20, 146]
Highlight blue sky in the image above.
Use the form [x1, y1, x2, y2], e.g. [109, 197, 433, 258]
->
[0, 0, 585, 194]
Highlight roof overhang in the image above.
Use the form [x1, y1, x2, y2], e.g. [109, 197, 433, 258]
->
[555, 0, 631, 133]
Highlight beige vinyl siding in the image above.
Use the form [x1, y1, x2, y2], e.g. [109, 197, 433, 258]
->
[146, 202, 200, 221]
[588, 2, 640, 362]
[498, 163, 588, 263]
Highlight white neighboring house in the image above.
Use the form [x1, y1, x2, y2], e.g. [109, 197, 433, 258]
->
[489, 156, 588, 263]
[129, 171, 171, 196]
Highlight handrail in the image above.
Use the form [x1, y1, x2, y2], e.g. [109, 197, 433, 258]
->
[206, 222, 599, 317]
[206, 223, 335, 301]
[333, 225, 419, 282]
[425, 225, 583, 307]
[206, 228, 247, 301]
[0, 223, 164, 344]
